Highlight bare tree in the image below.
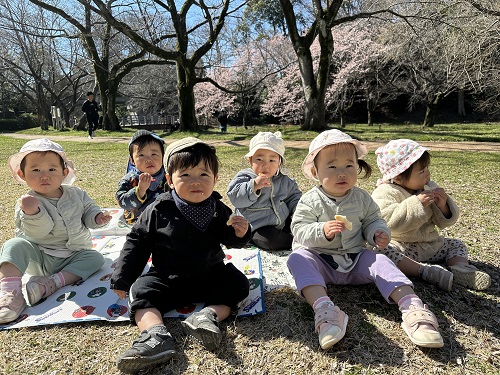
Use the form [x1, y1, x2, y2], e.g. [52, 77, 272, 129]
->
[27, 0, 174, 130]
[54, 0, 248, 131]
[0, 0, 92, 129]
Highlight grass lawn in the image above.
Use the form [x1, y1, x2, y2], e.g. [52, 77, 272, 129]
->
[11, 121, 500, 143]
[0, 128, 498, 375]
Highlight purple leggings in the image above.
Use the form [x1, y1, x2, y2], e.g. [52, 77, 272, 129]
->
[287, 248, 413, 303]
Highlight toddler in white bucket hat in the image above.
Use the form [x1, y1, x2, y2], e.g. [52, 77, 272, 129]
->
[0, 138, 111, 325]
[8, 138, 76, 185]
[287, 129, 445, 350]
[227, 131, 302, 251]
[372, 139, 490, 291]
[302, 129, 368, 180]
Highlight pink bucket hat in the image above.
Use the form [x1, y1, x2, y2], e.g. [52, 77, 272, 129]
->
[245, 131, 286, 165]
[8, 138, 76, 185]
[375, 139, 429, 181]
[302, 129, 368, 180]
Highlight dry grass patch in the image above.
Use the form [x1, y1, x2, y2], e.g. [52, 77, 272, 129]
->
[0, 137, 498, 375]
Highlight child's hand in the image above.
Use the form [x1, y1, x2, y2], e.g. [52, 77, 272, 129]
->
[254, 173, 271, 191]
[229, 215, 249, 238]
[323, 219, 344, 240]
[432, 187, 448, 209]
[374, 230, 390, 249]
[95, 212, 112, 225]
[112, 289, 127, 300]
[417, 190, 435, 207]
[137, 173, 153, 198]
[18, 194, 40, 215]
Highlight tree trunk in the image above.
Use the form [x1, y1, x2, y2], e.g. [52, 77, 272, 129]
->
[177, 62, 199, 131]
[340, 112, 346, 128]
[422, 92, 442, 128]
[458, 89, 466, 117]
[101, 86, 120, 130]
[366, 88, 374, 126]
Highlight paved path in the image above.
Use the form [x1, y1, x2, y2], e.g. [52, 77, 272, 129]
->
[2, 133, 500, 152]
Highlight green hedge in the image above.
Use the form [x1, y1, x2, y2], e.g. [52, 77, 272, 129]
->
[0, 115, 38, 131]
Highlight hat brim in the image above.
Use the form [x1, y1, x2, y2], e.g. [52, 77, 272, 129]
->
[164, 137, 204, 168]
[244, 146, 286, 165]
[302, 140, 368, 180]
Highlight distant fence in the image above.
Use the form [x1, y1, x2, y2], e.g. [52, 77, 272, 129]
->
[120, 113, 178, 131]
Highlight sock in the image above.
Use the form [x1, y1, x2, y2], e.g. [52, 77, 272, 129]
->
[147, 324, 169, 335]
[313, 296, 334, 311]
[397, 294, 424, 312]
[0, 276, 22, 293]
[49, 272, 65, 289]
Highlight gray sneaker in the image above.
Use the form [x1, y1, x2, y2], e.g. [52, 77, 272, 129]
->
[420, 264, 453, 292]
[116, 325, 177, 374]
[181, 307, 223, 351]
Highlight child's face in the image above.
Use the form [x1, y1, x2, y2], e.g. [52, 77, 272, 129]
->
[250, 149, 280, 177]
[131, 142, 163, 175]
[312, 143, 358, 197]
[395, 162, 430, 192]
[18, 152, 68, 198]
[167, 160, 218, 204]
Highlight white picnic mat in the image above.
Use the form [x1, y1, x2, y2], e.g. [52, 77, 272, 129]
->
[0, 208, 296, 330]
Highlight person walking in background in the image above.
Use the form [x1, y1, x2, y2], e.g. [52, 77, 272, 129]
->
[214, 108, 228, 133]
[82, 91, 100, 139]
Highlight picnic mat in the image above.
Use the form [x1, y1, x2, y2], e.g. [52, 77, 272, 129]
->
[0, 209, 272, 330]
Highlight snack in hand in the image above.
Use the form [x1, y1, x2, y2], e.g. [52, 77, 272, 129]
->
[423, 184, 431, 191]
[226, 213, 236, 226]
[103, 210, 111, 217]
[334, 214, 353, 230]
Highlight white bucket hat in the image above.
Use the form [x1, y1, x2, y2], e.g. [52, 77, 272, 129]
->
[8, 138, 76, 185]
[375, 139, 429, 181]
[302, 129, 368, 180]
[245, 131, 286, 165]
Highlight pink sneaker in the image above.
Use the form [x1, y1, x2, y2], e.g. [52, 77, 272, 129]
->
[25, 276, 57, 306]
[0, 288, 26, 324]
[314, 304, 348, 349]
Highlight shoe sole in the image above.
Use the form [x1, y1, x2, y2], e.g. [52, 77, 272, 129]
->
[180, 320, 223, 351]
[320, 314, 348, 350]
[451, 269, 491, 290]
[117, 349, 177, 374]
[401, 322, 444, 348]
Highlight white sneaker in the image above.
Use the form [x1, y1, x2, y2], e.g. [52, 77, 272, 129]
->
[88, 135, 92, 139]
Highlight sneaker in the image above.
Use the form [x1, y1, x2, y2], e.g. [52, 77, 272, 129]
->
[25, 276, 57, 306]
[314, 303, 348, 349]
[421, 264, 453, 292]
[0, 288, 26, 324]
[116, 326, 177, 374]
[181, 307, 223, 351]
[449, 264, 491, 290]
[88, 135, 92, 139]
[401, 304, 444, 348]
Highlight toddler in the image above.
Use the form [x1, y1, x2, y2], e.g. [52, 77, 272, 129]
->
[372, 139, 490, 291]
[288, 130, 444, 350]
[227, 131, 302, 251]
[0, 139, 111, 324]
[111, 137, 251, 374]
[116, 130, 167, 224]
